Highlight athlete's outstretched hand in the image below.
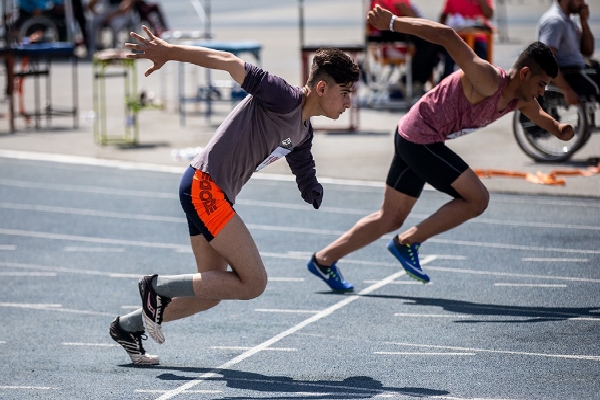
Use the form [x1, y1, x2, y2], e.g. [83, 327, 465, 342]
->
[368, 5, 394, 32]
[558, 123, 574, 141]
[125, 25, 170, 77]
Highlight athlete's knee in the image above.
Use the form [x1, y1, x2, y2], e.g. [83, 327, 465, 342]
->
[468, 189, 489, 217]
[386, 213, 407, 231]
[373, 209, 407, 232]
[239, 273, 268, 300]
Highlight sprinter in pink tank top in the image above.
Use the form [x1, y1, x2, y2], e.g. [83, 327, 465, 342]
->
[308, 5, 575, 288]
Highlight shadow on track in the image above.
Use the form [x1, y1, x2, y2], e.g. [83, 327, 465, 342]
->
[123, 366, 451, 399]
[364, 295, 600, 323]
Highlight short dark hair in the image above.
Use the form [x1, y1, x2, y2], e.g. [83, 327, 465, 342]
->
[307, 48, 360, 88]
[514, 41, 558, 79]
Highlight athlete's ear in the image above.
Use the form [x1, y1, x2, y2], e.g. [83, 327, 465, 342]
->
[316, 80, 327, 95]
[519, 66, 530, 80]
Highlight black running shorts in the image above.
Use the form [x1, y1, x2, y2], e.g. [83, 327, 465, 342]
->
[386, 130, 469, 199]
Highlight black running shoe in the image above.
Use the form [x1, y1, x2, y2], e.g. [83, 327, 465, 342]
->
[139, 274, 171, 344]
[109, 317, 159, 365]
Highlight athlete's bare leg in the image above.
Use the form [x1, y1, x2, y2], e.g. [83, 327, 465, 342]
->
[397, 169, 489, 244]
[162, 214, 267, 322]
[315, 184, 418, 266]
[162, 233, 228, 322]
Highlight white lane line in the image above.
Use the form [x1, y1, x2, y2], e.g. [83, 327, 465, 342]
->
[0, 272, 56, 277]
[0, 244, 16, 250]
[2, 254, 598, 286]
[0, 261, 140, 279]
[4, 225, 600, 256]
[1, 150, 598, 211]
[493, 195, 600, 209]
[0, 150, 388, 191]
[255, 309, 320, 314]
[2, 195, 600, 233]
[434, 397, 518, 400]
[211, 346, 297, 352]
[375, 352, 476, 356]
[135, 390, 221, 394]
[0, 202, 184, 223]
[0, 228, 189, 251]
[423, 237, 600, 255]
[384, 342, 600, 361]
[64, 247, 125, 253]
[475, 216, 600, 232]
[0, 302, 112, 316]
[494, 283, 568, 288]
[152, 255, 435, 400]
[522, 258, 588, 262]
[0, 341, 5, 344]
[570, 317, 600, 322]
[62, 343, 118, 347]
[0, 149, 187, 173]
[428, 265, 600, 283]
[268, 277, 305, 282]
[0, 386, 57, 390]
[0, 179, 178, 199]
[364, 280, 424, 285]
[393, 313, 472, 318]
[0, 303, 61, 308]
[0, 261, 300, 281]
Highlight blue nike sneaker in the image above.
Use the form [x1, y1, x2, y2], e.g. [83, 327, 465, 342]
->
[387, 237, 430, 283]
[307, 254, 354, 292]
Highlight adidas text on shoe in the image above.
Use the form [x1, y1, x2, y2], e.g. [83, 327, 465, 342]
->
[387, 238, 430, 283]
[109, 317, 159, 365]
[307, 254, 354, 292]
[139, 274, 171, 344]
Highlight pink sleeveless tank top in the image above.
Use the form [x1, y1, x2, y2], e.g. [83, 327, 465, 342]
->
[398, 67, 518, 144]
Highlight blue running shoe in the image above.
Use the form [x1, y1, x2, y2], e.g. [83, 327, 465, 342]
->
[387, 237, 430, 283]
[307, 254, 354, 292]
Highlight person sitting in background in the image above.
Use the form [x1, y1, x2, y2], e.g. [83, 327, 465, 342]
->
[439, 0, 494, 81]
[537, 0, 598, 105]
[367, 0, 441, 94]
[87, 0, 136, 55]
[12, 0, 88, 52]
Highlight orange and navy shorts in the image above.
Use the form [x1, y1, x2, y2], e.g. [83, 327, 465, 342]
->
[179, 167, 235, 242]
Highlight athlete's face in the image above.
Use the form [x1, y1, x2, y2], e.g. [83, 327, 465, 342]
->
[520, 68, 551, 102]
[319, 81, 354, 119]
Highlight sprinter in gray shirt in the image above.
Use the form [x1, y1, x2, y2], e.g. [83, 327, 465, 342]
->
[108, 25, 359, 365]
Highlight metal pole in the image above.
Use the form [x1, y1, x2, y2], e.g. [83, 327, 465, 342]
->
[299, 0, 304, 49]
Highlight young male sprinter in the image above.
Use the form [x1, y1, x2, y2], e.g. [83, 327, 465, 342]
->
[307, 5, 573, 290]
[109, 26, 360, 365]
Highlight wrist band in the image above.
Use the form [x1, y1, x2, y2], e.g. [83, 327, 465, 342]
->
[389, 15, 398, 31]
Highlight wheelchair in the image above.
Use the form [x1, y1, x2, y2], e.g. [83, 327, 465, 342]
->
[513, 84, 598, 162]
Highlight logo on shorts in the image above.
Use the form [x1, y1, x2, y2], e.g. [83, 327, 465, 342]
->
[281, 138, 292, 150]
[198, 172, 218, 215]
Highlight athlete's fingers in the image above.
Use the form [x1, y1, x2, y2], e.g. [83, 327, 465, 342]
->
[144, 64, 162, 77]
[130, 31, 147, 43]
[142, 25, 155, 39]
[124, 43, 142, 50]
[125, 52, 145, 60]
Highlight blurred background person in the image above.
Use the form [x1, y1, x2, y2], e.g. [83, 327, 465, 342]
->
[439, 0, 494, 81]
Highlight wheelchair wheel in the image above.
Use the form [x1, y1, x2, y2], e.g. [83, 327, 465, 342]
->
[18, 16, 59, 43]
[513, 88, 589, 162]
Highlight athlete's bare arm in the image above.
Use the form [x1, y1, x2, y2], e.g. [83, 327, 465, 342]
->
[126, 25, 246, 84]
[518, 98, 574, 141]
[367, 5, 499, 98]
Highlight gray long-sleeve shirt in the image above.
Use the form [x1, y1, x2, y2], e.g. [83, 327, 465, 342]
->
[190, 63, 319, 204]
